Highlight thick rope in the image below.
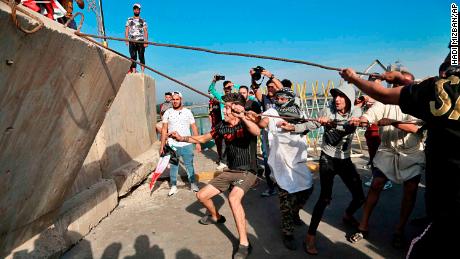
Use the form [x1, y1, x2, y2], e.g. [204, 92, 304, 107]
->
[4, 0, 44, 34]
[79, 32, 421, 127]
[70, 17, 421, 127]
[75, 32, 376, 76]
[63, 12, 84, 30]
[80, 34, 213, 99]
[258, 114, 423, 127]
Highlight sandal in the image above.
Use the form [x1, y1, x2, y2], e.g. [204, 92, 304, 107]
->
[199, 215, 226, 225]
[349, 230, 369, 243]
[391, 233, 405, 249]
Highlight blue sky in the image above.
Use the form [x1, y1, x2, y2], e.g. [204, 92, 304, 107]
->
[79, 0, 454, 103]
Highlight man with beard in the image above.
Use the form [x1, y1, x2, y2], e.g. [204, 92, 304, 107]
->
[239, 85, 261, 113]
[156, 92, 173, 134]
[169, 93, 260, 259]
[125, 3, 148, 73]
[160, 92, 201, 196]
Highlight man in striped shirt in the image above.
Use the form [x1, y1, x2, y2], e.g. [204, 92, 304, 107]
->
[169, 93, 260, 259]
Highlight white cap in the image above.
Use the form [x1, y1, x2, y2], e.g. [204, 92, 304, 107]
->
[133, 3, 141, 9]
[172, 91, 182, 98]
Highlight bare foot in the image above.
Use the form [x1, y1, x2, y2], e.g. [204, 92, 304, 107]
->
[304, 234, 318, 255]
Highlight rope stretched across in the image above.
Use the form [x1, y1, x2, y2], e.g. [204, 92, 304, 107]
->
[78, 31, 421, 127]
[75, 32, 375, 76]
[80, 34, 213, 99]
[3, 0, 44, 33]
[66, 13, 419, 127]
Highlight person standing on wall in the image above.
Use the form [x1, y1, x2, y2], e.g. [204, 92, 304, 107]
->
[125, 3, 148, 73]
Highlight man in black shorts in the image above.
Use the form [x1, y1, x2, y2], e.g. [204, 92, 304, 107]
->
[169, 93, 261, 259]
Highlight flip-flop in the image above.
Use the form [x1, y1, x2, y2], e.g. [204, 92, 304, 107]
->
[349, 230, 369, 243]
[198, 215, 226, 225]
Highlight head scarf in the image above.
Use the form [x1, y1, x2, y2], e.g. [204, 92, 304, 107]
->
[274, 88, 302, 122]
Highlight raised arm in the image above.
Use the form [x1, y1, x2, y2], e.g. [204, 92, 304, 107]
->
[208, 76, 223, 101]
[232, 104, 261, 136]
[261, 69, 283, 91]
[241, 116, 261, 136]
[340, 69, 405, 105]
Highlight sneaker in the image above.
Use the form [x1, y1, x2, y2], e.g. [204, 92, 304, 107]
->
[260, 189, 277, 197]
[283, 234, 297, 250]
[168, 186, 178, 196]
[191, 183, 199, 192]
[383, 181, 393, 191]
[233, 243, 252, 259]
[216, 162, 227, 171]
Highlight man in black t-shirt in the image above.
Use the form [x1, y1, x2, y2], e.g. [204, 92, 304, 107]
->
[169, 93, 260, 259]
[238, 85, 262, 114]
[339, 52, 460, 258]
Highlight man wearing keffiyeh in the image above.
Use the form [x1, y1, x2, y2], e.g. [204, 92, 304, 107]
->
[247, 87, 314, 250]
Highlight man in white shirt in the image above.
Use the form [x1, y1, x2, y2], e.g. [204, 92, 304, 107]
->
[160, 92, 201, 196]
[348, 72, 425, 248]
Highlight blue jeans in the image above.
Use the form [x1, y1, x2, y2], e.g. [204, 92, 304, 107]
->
[169, 144, 196, 186]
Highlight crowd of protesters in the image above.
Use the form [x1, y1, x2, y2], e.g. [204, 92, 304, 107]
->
[13, 1, 459, 258]
[163, 48, 459, 258]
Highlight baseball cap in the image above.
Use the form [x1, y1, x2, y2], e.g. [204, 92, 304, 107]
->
[133, 3, 141, 9]
[172, 91, 182, 98]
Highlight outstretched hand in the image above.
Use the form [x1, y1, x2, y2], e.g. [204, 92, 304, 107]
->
[349, 116, 368, 127]
[278, 121, 295, 131]
[317, 116, 332, 126]
[339, 68, 358, 83]
[377, 118, 394, 126]
[245, 110, 260, 122]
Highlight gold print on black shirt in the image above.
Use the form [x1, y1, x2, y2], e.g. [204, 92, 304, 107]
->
[430, 75, 460, 120]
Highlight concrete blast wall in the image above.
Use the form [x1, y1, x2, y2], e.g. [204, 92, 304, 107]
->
[70, 74, 159, 198]
[0, 2, 131, 255]
[8, 74, 160, 258]
[5, 71, 160, 257]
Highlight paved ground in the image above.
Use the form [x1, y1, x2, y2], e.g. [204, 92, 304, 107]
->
[63, 147, 427, 259]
